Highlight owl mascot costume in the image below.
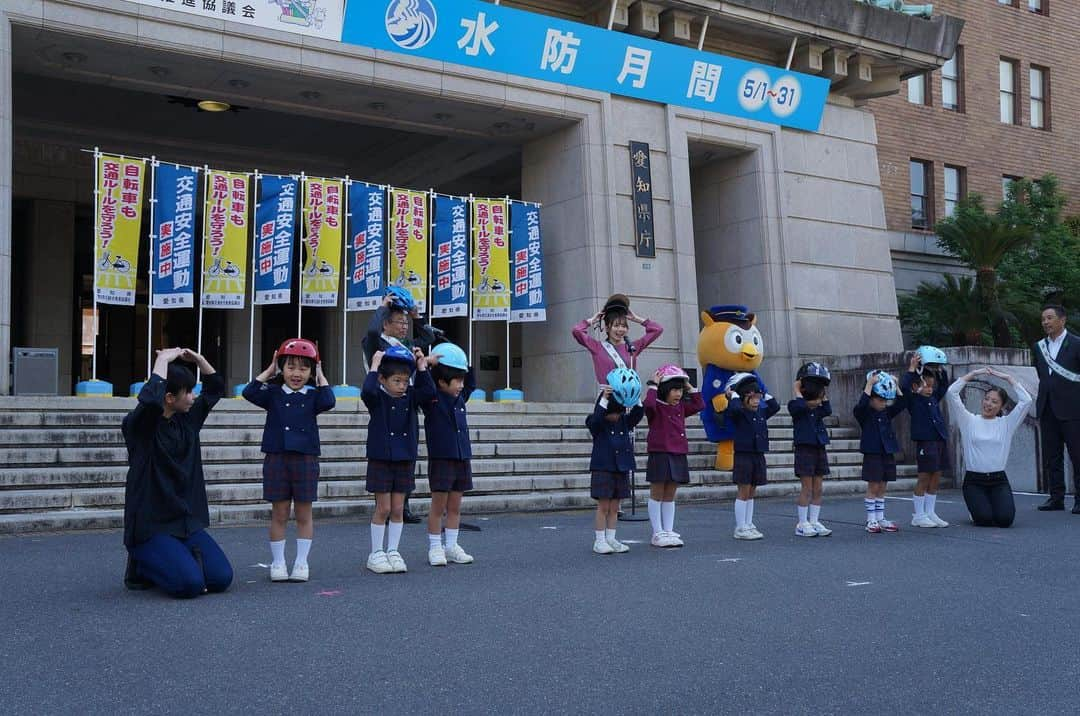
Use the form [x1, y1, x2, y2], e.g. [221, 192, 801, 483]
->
[698, 305, 767, 471]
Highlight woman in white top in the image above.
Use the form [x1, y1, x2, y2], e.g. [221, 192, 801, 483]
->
[946, 367, 1033, 528]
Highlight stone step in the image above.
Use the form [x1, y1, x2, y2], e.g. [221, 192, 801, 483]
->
[0, 477, 920, 535]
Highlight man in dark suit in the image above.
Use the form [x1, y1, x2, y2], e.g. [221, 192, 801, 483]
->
[1032, 304, 1080, 512]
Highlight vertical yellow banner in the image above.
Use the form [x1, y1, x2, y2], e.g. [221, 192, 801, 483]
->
[200, 170, 249, 309]
[471, 198, 510, 320]
[389, 188, 429, 315]
[95, 154, 145, 306]
[301, 177, 344, 307]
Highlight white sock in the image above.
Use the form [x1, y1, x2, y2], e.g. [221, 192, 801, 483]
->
[734, 499, 747, 529]
[809, 504, 821, 523]
[295, 538, 312, 567]
[595, 529, 606, 543]
[747, 499, 755, 526]
[648, 499, 663, 535]
[925, 493, 937, 515]
[445, 528, 459, 549]
[864, 498, 876, 522]
[875, 499, 885, 522]
[370, 522, 386, 553]
[913, 494, 926, 517]
[605, 528, 617, 542]
[428, 533, 442, 549]
[387, 520, 403, 551]
[661, 501, 675, 533]
[270, 539, 286, 567]
[797, 505, 809, 523]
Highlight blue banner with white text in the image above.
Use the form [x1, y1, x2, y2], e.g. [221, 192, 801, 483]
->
[151, 164, 197, 308]
[431, 195, 470, 318]
[342, 0, 829, 132]
[254, 175, 298, 305]
[346, 182, 386, 311]
[509, 201, 546, 323]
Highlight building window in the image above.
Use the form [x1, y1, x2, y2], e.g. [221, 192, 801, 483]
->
[944, 165, 965, 217]
[1028, 0, 1045, 14]
[999, 59, 1018, 124]
[997, 0, 1016, 6]
[1030, 65, 1048, 129]
[941, 48, 962, 111]
[907, 74, 928, 105]
[1002, 175, 1022, 200]
[911, 160, 932, 229]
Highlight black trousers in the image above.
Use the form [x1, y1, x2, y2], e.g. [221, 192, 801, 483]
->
[962, 471, 1015, 528]
[1039, 406, 1080, 501]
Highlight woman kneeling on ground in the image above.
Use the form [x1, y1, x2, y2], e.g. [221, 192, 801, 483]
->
[946, 367, 1032, 528]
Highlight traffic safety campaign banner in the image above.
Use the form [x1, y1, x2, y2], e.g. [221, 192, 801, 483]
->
[389, 188, 429, 315]
[431, 195, 470, 318]
[471, 198, 510, 321]
[346, 182, 386, 311]
[200, 170, 249, 309]
[253, 175, 298, 305]
[301, 177, 344, 307]
[509, 201, 545, 322]
[151, 163, 197, 308]
[95, 154, 145, 306]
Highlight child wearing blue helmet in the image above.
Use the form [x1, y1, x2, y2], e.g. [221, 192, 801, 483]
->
[901, 346, 952, 528]
[418, 342, 478, 566]
[854, 371, 906, 533]
[586, 368, 645, 555]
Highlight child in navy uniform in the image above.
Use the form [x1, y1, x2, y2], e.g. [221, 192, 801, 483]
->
[789, 362, 833, 537]
[418, 342, 478, 567]
[362, 346, 433, 574]
[724, 373, 781, 540]
[855, 371, 906, 533]
[587, 368, 645, 555]
[243, 338, 335, 583]
[902, 347, 952, 528]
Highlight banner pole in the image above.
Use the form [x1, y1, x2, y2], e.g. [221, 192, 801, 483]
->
[91, 147, 101, 382]
[248, 170, 261, 382]
[504, 196, 511, 391]
[146, 156, 158, 380]
[341, 176, 350, 385]
[196, 165, 209, 383]
[467, 194, 474, 364]
[427, 188, 434, 343]
[297, 172, 306, 337]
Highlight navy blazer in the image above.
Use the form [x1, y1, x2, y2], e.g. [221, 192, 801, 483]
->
[854, 393, 905, 454]
[788, 398, 832, 447]
[418, 368, 477, 461]
[725, 396, 781, 454]
[900, 371, 949, 442]
[361, 370, 434, 462]
[361, 306, 437, 367]
[1032, 332, 1080, 421]
[243, 381, 336, 455]
[586, 397, 645, 473]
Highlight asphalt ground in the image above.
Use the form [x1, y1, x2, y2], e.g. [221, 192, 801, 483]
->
[3, 491, 1079, 715]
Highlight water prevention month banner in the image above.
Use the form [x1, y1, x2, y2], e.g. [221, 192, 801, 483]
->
[151, 164, 197, 309]
[389, 188, 429, 315]
[431, 195, 469, 318]
[471, 197, 510, 321]
[509, 201, 546, 323]
[201, 170, 249, 309]
[346, 182, 386, 311]
[95, 154, 145, 306]
[254, 175, 298, 305]
[343, 0, 830, 132]
[301, 177, 345, 307]
[126, 0, 345, 41]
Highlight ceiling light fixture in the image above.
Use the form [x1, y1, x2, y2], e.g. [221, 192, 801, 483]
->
[197, 99, 232, 113]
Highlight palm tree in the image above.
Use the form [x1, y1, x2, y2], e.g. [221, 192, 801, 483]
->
[904, 274, 986, 346]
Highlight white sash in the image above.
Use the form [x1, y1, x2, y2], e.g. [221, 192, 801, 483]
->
[601, 339, 628, 370]
[381, 333, 406, 348]
[1039, 339, 1080, 383]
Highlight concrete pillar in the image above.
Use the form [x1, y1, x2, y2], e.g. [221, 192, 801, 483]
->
[0, 16, 12, 394]
[27, 200, 75, 392]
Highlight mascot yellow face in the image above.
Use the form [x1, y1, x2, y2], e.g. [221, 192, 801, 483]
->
[697, 311, 764, 372]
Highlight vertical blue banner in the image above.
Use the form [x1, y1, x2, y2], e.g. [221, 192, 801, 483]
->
[431, 195, 470, 318]
[253, 175, 297, 305]
[151, 164, 197, 308]
[509, 201, 546, 323]
[346, 182, 385, 311]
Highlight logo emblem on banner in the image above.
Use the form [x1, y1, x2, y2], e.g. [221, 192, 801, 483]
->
[386, 0, 438, 50]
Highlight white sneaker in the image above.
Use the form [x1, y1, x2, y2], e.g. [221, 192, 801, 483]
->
[385, 550, 408, 573]
[865, 520, 882, 534]
[606, 537, 630, 553]
[748, 526, 764, 539]
[650, 532, 672, 547]
[428, 545, 447, 566]
[811, 521, 833, 537]
[289, 562, 309, 582]
[593, 539, 614, 554]
[270, 562, 289, 582]
[929, 512, 950, 528]
[911, 514, 937, 528]
[795, 521, 818, 537]
[666, 532, 684, 547]
[445, 544, 474, 564]
[734, 526, 763, 540]
[366, 551, 394, 574]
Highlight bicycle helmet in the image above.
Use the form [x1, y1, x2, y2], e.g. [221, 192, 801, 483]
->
[382, 345, 416, 373]
[867, 370, 898, 400]
[796, 361, 831, 385]
[656, 364, 690, 385]
[276, 338, 319, 363]
[725, 372, 762, 396]
[606, 367, 643, 407]
[386, 285, 416, 312]
[430, 342, 468, 371]
[916, 345, 948, 368]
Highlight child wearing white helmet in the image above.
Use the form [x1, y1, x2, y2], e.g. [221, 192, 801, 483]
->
[418, 342, 478, 566]
[855, 371, 906, 533]
[586, 368, 645, 554]
[643, 364, 705, 547]
[901, 346, 952, 528]
[790, 362, 833, 538]
[724, 373, 781, 540]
